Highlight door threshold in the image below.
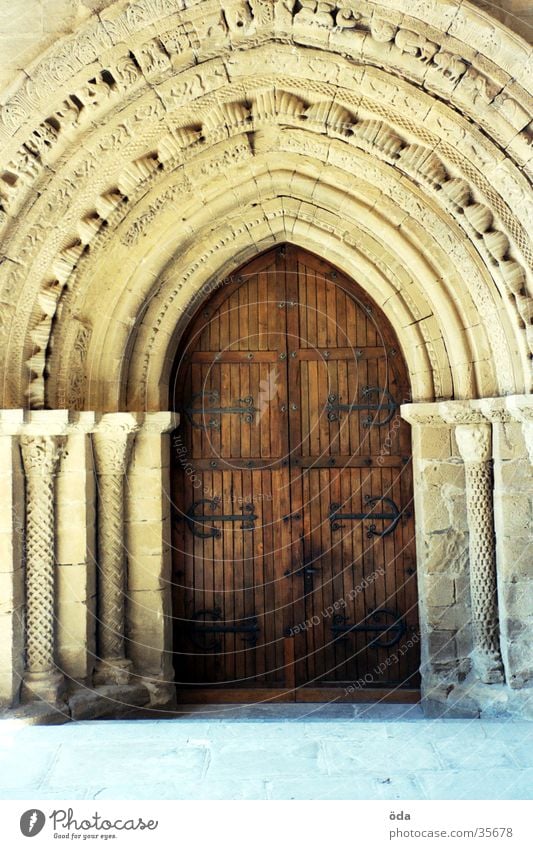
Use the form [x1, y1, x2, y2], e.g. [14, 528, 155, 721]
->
[175, 688, 420, 704]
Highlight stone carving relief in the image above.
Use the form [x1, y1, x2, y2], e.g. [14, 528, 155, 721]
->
[0, 2, 530, 411]
[67, 324, 92, 411]
[16, 81, 531, 407]
[394, 28, 438, 63]
[224, 1, 256, 35]
[120, 178, 193, 246]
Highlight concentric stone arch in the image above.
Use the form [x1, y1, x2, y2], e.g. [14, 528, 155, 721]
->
[0, 1, 531, 411]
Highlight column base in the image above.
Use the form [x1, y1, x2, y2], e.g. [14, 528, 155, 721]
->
[473, 649, 505, 684]
[94, 657, 133, 686]
[140, 677, 176, 709]
[21, 669, 66, 705]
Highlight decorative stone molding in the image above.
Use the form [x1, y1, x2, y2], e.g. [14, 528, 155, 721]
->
[92, 413, 139, 684]
[139, 411, 180, 435]
[20, 424, 68, 703]
[0, 2, 530, 410]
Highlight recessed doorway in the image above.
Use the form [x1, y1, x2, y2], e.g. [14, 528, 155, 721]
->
[170, 245, 419, 703]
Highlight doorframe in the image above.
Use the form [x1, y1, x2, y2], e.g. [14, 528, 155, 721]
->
[169, 243, 421, 704]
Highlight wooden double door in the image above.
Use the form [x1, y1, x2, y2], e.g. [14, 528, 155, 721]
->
[171, 245, 419, 702]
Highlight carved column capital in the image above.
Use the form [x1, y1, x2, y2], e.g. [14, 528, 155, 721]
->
[20, 435, 66, 477]
[93, 413, 139, 476]
[455, 422, 491, 464]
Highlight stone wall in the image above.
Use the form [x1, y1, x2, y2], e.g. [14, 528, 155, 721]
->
[0, 0, 529, 95]
[0, 398, 530, 719]
[403, 397, 533, 718]
[0, 1, 531, 720]
[0, 411, 178, 719]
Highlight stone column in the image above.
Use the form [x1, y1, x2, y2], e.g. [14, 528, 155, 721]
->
[400, 403, 471, 710]
[20, 419, 68, 703]
[55, 412, 98, 690]
[93, 414, 138, 685]
[500, 395, 533, 691]
[0, 410, 25, 706]
[125, 412, 179, 706]
[453, 420, 504, 684]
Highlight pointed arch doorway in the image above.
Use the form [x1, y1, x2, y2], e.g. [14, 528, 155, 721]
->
[171, 245, 419, 703]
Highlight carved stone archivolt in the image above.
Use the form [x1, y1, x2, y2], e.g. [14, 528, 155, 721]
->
[0, 1, 530, 412]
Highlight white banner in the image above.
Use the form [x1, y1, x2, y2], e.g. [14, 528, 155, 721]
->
[1, 800, 530, 848]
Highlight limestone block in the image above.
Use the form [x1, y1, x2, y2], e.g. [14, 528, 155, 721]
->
[505, 643, 533, 689]
[57, 561, 96, 605]
[492, 421, 525, 462]
[423, 574, 455, 606]
[127, 550, 171, 593]
[0, 528, 22, 566]
[455, 625, 474, 659]
[126, 520, 171, 560]
[126, 493, 171, 523]
[415, 426, 452, 459]
[496, 461, 532, 493]
[56, 511, 96, 565]
[0, 566, 24, 614]
[130, 434, 170, 472]
[68, 683, 150, 721]
[56, 432, 96, 566]
[496, 536, 533, 581]
[426, 604, 470, 630]
[422, 530, 469, 574]
[501, 579, 533, 613]
[0, 609, 23, 706]
[427, 629, 458, 662]
[497, 494, 532, 534]
[127, 588, 172, 676]
[453, 574, 471, 603]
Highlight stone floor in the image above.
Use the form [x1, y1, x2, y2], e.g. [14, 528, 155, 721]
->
[0, 704, 532, 800]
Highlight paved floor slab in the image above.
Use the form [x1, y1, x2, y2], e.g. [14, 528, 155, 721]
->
[0, 705, 531, 800]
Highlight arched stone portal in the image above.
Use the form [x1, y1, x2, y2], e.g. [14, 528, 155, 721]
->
[0, 0, 531, 719]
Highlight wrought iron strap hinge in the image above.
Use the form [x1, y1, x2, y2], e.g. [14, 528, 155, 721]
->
[188, 608, 260, 651]
[331, 609, 407, 649]
[329, 495, 401, 537]
[326, 386, 399, 427]
[182, 390, 257, 430]
[186, 498, 258, 538]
